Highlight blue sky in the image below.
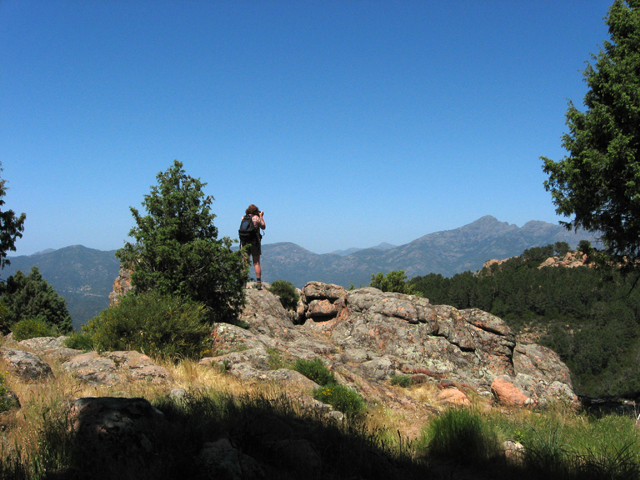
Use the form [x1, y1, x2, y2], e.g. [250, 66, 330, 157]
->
[1, 0, 613, 256]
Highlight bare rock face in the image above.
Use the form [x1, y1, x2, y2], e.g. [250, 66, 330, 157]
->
[538, 251, 590, 269]
[437, 388, 471, 406]
[303, 287, 516, 392]
[198, 438, 265, 480]
[491, 375, 537, 406]
[301, 282, 347, 323]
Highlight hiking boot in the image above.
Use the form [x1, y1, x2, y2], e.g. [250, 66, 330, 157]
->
[256, 280, 262, 290]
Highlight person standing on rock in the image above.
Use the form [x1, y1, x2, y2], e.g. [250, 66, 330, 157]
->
[239, 204, 266, 289]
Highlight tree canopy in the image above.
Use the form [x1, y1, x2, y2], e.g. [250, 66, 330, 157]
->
[542, 0, 640, 270]
[0, 266, 72, 333]
[370, 270, 421, 296]
[116, 160, 247, 324]
[0, 163, 26, 272]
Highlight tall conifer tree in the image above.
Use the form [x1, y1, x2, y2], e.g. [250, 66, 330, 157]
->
[542, 0, 640, 270]
[116, 161, 247, 324]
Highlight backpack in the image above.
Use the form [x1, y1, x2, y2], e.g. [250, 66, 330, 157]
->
[239, 214, 258, 243]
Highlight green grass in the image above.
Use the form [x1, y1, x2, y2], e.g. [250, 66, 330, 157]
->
[418, 407, 501, 466]
[487, 406, 640, 480]
[267, 348, 290, 370]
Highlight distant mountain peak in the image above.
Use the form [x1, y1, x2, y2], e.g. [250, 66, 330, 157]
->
[330, 242, 398, 256]
[30, 248, 57, 256]
[462, 215, 516, 230]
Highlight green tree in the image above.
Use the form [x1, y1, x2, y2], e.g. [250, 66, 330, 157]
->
[542, 0, 640, 271]
[0, 163, 26, 272]
[370, 270, 421, 295]
[116, 160, 247, 324]
[577, 240, 593, 255]
[0, 266, 72, 333]
[554, 241, 571, 257]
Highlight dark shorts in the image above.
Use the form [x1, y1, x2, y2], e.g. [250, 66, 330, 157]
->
[241, 239, 261, 258]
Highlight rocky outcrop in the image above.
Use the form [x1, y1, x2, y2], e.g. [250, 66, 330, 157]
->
[0, 281, 580, 478]
[480, 257, 516, 271]
[18, 336, 82, 360]
[198, 438, 266, 480]
[204, 282, 576, 407]
[537, 251, 591, 269]
[482, 251, 591, 273]
[109, 267, 132, 307]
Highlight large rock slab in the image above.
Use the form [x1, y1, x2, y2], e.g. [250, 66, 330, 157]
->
[513, 343, 573, 388]
[69, 396, 168, 475]
[18, 336, 83, 361]
[0, 347, 53, 380]
[62, 351, 173, 386]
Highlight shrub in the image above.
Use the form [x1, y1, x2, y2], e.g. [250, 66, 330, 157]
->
[313, 384, 366, 415]
[268, 280, 300, 311]
[81, 291, 210, 360]
[64, 331, 94, 351]
[11, 318, 56, 341]
[389, 374, 412, 388]
[292, 357, 336, 386]
[421, 408, 500, 466]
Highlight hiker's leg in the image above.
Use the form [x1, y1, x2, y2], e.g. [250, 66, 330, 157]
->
[253, 255, 261, 280]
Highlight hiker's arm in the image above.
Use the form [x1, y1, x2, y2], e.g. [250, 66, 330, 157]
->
[258, 211, 266, 229]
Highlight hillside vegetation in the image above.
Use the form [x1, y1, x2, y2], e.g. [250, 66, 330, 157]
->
[409, 244, 640, 398]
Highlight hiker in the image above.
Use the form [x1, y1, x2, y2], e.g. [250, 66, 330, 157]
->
[239, 204, 266, 289]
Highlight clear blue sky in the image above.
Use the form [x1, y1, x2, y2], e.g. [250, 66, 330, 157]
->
[1, 0, 613, 256]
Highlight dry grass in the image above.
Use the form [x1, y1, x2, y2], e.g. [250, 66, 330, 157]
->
[405, 382, 441, 405]
[1, 349, 639, 480]
[0, 352, 286, 477]
[363, 402, 415, 446]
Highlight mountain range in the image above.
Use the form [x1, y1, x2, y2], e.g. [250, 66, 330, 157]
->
[260, 215, 600, 287]
[4, 215, 599, 328]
